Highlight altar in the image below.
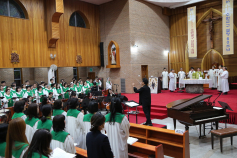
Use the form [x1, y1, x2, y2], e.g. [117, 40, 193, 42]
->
[179, 79, 212, 93]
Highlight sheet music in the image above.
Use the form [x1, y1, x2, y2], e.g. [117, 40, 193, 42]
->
[126, 102, 139, 107]
[127, 137, 138, 145]
[49, 148, 76, 158]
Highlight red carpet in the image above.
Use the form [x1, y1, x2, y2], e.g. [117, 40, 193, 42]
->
[122, 89, 237, 124]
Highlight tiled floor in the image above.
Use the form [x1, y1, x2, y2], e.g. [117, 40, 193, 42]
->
[152, 118, 237, 158]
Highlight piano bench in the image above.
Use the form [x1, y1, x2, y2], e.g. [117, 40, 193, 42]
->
[211, 128, 237, 153]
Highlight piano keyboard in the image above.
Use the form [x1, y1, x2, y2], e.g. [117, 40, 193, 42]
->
[195, 115, 227, 123]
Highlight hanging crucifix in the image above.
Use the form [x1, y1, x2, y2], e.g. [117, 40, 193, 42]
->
[202, 11, 222, 49]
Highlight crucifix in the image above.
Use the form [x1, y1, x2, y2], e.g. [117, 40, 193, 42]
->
[202, 11, 222, 49]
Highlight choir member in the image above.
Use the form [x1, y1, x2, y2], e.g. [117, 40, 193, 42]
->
[86, 113, 113, 158]
[16, 87, 24, 100]
[5, 118, 29, 158]
[10, 85, 17, 96]
[82, 101, 98, 149]
[82, 81, 90, 95]
[3, 89, 15, 108]
[35, 105, 53, 132]
[36, 86, 44, 104]
[106, 77, 112, 90]
[161, 68, 168, 89]
[0, 115, 8, 158]
[51, 115, 76, 154]
[89, 79, 93, 88]
[60, 79, 65, 88]
[22, 84, 27, 94]
[50, 78, 54, 87]
[25, 80, 30, 87]
[105, 97, 130, 158]
[25, 103, 39, 143]
[73, 80, 77, 88]
[217, 65, 223, 92]
[12, 101, 27, 121]
[52, 100, 67, 119]
[63, 83, 70, 99]
[86, 77, 90, 84]
[221, 67, 229, 95]
[208, 66, 217, 89]
[48, 92, 54, 104]
[55, 84, 63, 99]
[32, 83, 38, 96]
[23, 129, 52, 158]
[1, 81, 6, 91]
[169, 69, 175, 92]
[187, 67, 195, 79]
[66, 98, 84, 148]
[70, 83, 77, 92]
[133, 78, 152, 126]
[76, 82, 82, 94]
[178, 68, 185, 89]
[0, 85, 4, 96]
[23, 86, 34, 98]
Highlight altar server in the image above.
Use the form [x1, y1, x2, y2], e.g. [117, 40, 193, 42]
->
[5, 118, 29, 158]
[169, 69, 175, 92]
[25, 103, 39, 143]
[217, 65, 223, 92]
[12, 101, 27, 121]
[23, 129, 52, 158]
[174, 72, 177, 89]
[105, 97, 130, 158]
[65, 98, 84, 148]
[86, 113, 113, 158]
[221, 67, 229, 95]
[51, 115, 75, 154]
[178, 68, 185, 89]
[188, 67, 195, 79]
[35, 105, 53, 132]
[82, 101, 98, 149]
[52, 100, 67, 119]
[161, 68, 168, 89]
[106, 77, 112, 90]
[208, 66, 217, 89]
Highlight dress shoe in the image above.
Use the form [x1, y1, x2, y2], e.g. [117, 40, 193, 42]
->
[147, 124, 153, 126]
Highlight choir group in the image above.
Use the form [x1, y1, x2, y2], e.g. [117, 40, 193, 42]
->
[0, 77, 129, 158]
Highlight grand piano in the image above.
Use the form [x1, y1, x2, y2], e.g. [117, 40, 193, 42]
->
[167, 94, 229, 138]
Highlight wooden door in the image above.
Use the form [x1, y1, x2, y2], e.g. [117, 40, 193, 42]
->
[88, 72, 95, 80]
[141, 65, 148, 79]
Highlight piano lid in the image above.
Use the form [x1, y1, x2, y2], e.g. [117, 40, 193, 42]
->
[171, 94, 212, 110]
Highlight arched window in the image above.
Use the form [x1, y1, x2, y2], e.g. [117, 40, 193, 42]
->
[69, 11, 88, 28]
[0, 0, 27, 19]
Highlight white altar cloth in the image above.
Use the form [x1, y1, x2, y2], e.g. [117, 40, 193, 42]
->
[179, 79, 213, 88]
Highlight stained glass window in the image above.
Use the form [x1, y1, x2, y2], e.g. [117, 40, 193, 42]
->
[0, 0, 26, 19]
[69, 12, 86, 28]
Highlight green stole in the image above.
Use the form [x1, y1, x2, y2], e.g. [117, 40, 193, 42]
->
[22, 88, 27, 94]
[12, 141, 29, 158]
[105, 112, 125, 123]
[31, 152, 48, 158]
[16, 92, 23, 98]
[11, 89, 16, 96]
[27, 91, 33, 97]
[0, 142, 6, 157]
[3, 86, 6, 91]
[12, 112, 25, 120]
[32, 88, 37, 94]
[86, 80, 90, 84]
[51, 131, 69, 143]
[56, 88, 62, 99]
[76, 86, 82, 93]
[83, 113, 94, 122]
[53, 109, 65, 116]
[46, 88, 53, 93]
[89, 83, 93, 87]
[38, 91, 44, 102]
[70, 87, 76, 91]
[0, 91, 4, 96]
[67, 109, 80, 118]
[37, 119, 52, 131]
[25, 117, 39, 127]
[5, 94, 14, 107]
[63, 87, 69, 99]
[83, 85, 89, 95]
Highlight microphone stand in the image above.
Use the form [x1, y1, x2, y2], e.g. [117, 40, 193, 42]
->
[212, 92, 222, 107]
[114, 84, 119, 93]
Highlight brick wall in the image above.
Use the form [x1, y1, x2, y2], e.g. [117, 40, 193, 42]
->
[22, 68, 34, 84]
[0, 69, 14, 85]
[58, 67, 73, 83]
[34, 68, 48, 84]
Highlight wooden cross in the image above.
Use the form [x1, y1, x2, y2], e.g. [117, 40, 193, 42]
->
[202, 11, 222, 49]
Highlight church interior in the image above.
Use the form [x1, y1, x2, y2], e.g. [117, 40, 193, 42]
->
[0, 0, 237, 158]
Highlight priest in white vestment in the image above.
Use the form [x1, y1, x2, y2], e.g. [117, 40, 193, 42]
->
[161, 68, 168, 89]
[208, 66, 217, 89]
[169, 69, 175, 92]
[221, 67, 229, 95]
[187, 67, 195, 79]
[178, 68, 185, 89]
[174, 73, 177, 89]
[217, 65, 223, 92]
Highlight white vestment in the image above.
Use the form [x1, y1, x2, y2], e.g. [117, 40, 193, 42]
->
[178, 71, 185, 88]
[106, 81, 112, 90]
[208, 69, 217, 88]
[188, 71, 195, 79]
[161, 71, 168, 89]
[174, 73, 177, 89]
[221, 71, 229, 93]
[50, 135, 76, 154]
[65, 112, 84, 148]
[25, 121, 39, 143]
[105, 117, 130, 158]
[217, 69, 223, 91]
[169, 72, 175, 91]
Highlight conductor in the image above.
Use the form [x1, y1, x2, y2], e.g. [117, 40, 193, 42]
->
[132, 78, 152, 126]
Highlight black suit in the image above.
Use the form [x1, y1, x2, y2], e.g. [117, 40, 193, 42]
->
[91, 86, 98, 92]
[133, 85, 152, 125]
[86, 130, 113, 158]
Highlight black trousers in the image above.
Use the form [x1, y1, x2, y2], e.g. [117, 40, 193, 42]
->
[142, 104, 152, 124]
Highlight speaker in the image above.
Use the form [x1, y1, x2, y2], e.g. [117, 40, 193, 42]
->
[100, 42, 104, 67]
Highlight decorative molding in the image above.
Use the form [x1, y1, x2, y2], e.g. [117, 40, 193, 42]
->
[76, 55, 82, 64]
[10, 51, 20, 64]
[201, 49, 225, 70]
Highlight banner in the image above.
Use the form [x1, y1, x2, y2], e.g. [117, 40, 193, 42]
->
[149, 77, 158, 94]
[223, 0, 234, 55]
[188, 6, 197, 58]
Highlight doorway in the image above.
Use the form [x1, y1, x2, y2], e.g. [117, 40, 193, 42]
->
[141, 65, 148, 79]
[88, 72, 95, 80]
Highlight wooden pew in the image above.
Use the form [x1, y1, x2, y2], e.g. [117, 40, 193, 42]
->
[75, 142, 164, 158]
[129, 123, 190, 158]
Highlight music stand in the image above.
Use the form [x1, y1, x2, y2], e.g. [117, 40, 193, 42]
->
[218, 101, 233, 111]
[124, 100, 141, 124]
